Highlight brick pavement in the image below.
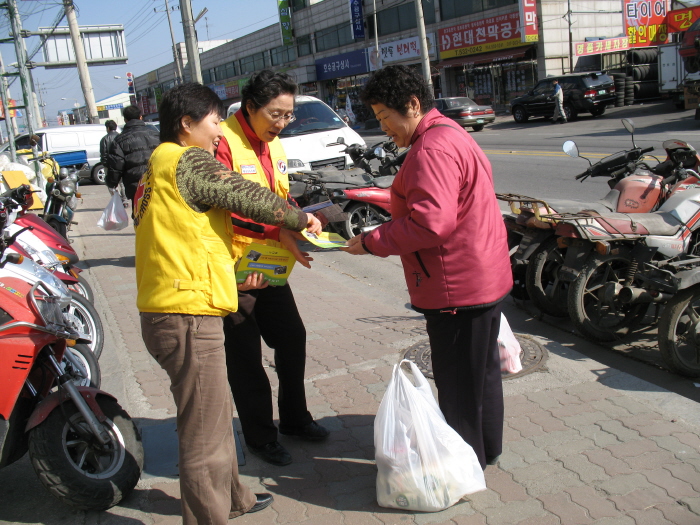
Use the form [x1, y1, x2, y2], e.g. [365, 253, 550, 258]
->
[4, 184, 698, 525]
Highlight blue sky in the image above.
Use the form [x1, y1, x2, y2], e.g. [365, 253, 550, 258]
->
[1, 0, 280, 126]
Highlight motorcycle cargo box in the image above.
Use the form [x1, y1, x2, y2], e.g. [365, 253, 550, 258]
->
[52, 150, 88, 167]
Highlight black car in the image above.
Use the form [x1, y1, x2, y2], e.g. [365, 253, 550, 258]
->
[435, 97, 496, 131]
[509, 72, 616, 123]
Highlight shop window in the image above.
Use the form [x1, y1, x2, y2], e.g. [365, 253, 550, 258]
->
[240, 55, 256, 74]
[291, 0, 307, 12]
[378, 2, 435, 37]
[203, 69, 212, 84]
[297, 34, 313, 56]
[97, 109, 109, 119]
[271, 45, 297, 66]
[315, 22, 356, 53]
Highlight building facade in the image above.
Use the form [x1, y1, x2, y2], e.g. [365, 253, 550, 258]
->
[134, 0, 624, 119]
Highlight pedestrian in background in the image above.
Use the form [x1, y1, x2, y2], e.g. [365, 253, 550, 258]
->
[134, 82, 322, 524]
[99, 119, 128, 207]
[215, 69, 330, 467]
[107, 105, 160, 210]
[551, 78, 567, 124]
[342, 65, 513, 471]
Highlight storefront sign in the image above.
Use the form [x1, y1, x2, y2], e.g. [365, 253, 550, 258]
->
[349, 0, 365, 40]
[225, 81, 240, 99]
[518, 0, 539, 43]
[208, 84, 227, 100]
[147, 71, 158, 85]
[278, 0, 293, 46]
[623, 0, 670, 47]
[439, 12, 532, 59]
[575, 37, 630, 56]
[368, 34, 436, 71]
[315, 49, 368, 81]
[667, 6, 700, 33]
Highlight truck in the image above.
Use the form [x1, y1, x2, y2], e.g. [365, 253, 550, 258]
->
[659, 41, 700, 111]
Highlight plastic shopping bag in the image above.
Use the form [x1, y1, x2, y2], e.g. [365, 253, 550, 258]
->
[498, 313, 522, 374]
[374, 360, 486, 512]
[97, 192, 129, 231]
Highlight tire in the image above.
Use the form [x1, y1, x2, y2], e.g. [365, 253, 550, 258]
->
[590, 106, 606, 117]
[63, 292, 104, 359]
[66, 273, 94, 303]
[47, 218, 68, 240]
[341, 203, 388, 240]
[525, 238, 569, 317]
[471, 124, 484, 132]
[61, 344, 101, 388]
[28, 397, 143, 511]
[563, 103, 577, 121]
[567, 254, 647, 342]
[658, 285, 700, 378]
[92, 164, 107, 185]
[512, 105, 529, 123]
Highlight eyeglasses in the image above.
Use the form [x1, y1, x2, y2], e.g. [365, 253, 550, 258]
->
[263, 107, 296, 123]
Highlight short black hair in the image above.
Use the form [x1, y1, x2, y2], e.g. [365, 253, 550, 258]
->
[123, 105, 142, 121]
[105, 119, 117, 131]
[158, 83, 223, 144]
[360, 65, 434, 117]
[240, 69, 297, 115]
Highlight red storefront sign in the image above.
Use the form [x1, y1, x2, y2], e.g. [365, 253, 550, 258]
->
[519, 0, 538, 43]
[575, 37, 630, 56]
[225, 82, 240, 99]
[439, 12, 529, 59]
[623, 0, 670, 47]
[667, 6, 700, 33]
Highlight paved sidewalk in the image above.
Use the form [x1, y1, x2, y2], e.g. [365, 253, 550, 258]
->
[3, 184, 699, 525]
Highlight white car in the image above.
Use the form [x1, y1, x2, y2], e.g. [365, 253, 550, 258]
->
[227, 95, 365, 171]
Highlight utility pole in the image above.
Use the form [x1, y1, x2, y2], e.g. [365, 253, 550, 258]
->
[413, 0, 432, 89]
[63, 0, 99, 123]
[179, 0, 202, 83]
[0, 49, 19, 136]
[371, 0, 380, 69]
[157, 0, 183, 84]
[6, 0, 37, 138]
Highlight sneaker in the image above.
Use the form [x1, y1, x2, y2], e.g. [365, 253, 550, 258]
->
[248, 441, 292, 466]
[279, 420, 330, 441]
[247, 493, 274, 513]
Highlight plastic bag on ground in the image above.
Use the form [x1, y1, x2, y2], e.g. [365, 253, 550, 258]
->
[374, 360, 486, 512]
[498, 313, 523, 374]
[97, 192, 129, 231]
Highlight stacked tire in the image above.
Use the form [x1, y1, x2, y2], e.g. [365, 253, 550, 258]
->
[610, 72, 627, 107]
[627, 48, 659, 103]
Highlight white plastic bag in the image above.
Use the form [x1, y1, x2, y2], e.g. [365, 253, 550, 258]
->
[498, 313, 522, 374]
[374, 360, 486, 512]
[97, 192, 129, 231]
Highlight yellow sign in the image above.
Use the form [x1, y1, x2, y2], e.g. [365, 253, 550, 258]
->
[441, 38, 530, 60]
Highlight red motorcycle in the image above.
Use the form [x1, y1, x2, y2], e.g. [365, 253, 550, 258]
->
[0, 192, 142, 511]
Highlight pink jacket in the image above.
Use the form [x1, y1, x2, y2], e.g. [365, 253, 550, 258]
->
[363, 109, 512, 311]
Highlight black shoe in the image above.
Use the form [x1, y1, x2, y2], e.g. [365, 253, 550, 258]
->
[248, 493, 273, 513]
[279, 421, 330, 441]
[486, 455, 501, 466]
[248, 441, 292, 466]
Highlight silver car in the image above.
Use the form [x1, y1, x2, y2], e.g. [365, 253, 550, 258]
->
[435, 97, 496, 132]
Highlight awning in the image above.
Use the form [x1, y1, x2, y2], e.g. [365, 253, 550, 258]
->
[437, 46, 534, 69]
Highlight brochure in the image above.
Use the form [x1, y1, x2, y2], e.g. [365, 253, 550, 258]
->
[235, 243, 296, 286]
[301, 230, 348, 249]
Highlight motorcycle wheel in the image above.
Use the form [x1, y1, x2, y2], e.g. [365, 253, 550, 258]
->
[63, 292, 104, 359]
[341, 202, 388, 240]
[66, 273, 94, 303]
[61, 344, 101, 388]
[47, 217, 68, 240]
[658, 285, 700, 378]
[28, 397, 143, 511]
[525, 237, 569, 317]
[568, 253, 647, 342]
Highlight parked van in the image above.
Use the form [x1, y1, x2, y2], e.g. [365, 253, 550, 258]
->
[0, 124, 115, 184]
[227, 95, 365, 170]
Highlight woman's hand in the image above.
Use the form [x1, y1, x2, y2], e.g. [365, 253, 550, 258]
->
[340, 234, 368, 255]
[279, 229, 314, 268]
[237, 272, 269, 291]
[305, 213, 323, 235]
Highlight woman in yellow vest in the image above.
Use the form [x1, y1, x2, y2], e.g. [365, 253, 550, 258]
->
[215, 70, 329, 467]
[134, 82, 321, 525]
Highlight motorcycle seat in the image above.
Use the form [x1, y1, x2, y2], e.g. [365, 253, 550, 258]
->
[544, 193, 618, 215]
[577, 210, 683, 237]
[373, 175, 395, 189]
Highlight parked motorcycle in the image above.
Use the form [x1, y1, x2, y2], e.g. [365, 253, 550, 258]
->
[39, 150, 86, 240]
[289, 138, 406, 238]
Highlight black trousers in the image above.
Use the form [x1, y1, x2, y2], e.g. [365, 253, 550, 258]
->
[224, 284, 312, 448]
[425, 302, 504, 470]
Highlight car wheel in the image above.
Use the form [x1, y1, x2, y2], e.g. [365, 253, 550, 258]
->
[92, 164, 107, 185]
[512, 106, 529, 123]
[563, 103, 577, 121]
[471, 124, 484, 132]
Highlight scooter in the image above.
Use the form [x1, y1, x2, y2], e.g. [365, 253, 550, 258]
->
[39, 150, 86, 240]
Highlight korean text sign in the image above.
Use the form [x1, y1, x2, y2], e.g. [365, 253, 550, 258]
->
[439, 12, 532, 59]
[667, 6, 700, 33]
[624, 0, 670, 47]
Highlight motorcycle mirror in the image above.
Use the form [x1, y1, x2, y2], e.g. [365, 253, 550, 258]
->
[374, 147, 386, 159]
[0, 252, 23, 268]
[563, 140, 579, 158]
[622, 118, 638, 149]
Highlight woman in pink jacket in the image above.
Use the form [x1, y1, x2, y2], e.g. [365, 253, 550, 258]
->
[343, 65, 513, 470]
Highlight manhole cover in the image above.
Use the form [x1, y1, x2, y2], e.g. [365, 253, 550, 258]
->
[403, 334, 548, 381]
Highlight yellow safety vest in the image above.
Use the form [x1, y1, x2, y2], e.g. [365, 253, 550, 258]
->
[134, 142, 238, 315]
[220, 114, 290, 259]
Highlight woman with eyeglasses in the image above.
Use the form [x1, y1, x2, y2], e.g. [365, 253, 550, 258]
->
[215, 70, 330, 468]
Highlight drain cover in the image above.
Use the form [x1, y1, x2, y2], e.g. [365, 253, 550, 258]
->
[402, 334, 548, 381]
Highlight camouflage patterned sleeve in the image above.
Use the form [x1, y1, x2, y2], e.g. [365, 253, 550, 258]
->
[176, 147, 307, 231]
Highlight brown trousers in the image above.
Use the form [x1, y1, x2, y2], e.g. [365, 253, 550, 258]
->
[141, 313, 257, 525]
